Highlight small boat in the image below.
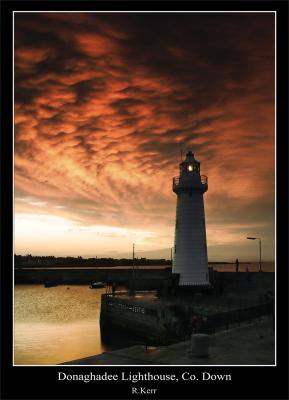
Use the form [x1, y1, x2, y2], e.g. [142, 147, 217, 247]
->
[90, 281, 105, 289]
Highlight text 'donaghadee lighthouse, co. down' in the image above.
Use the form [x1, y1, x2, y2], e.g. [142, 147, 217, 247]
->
[172, 151, 210, 287]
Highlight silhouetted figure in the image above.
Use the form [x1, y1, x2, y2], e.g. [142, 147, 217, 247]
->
[235, 258, 239, 273]
[112, 282, 116, 296]
[191, 315, 203, 334]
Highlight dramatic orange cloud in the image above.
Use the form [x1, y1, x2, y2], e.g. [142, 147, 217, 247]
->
[14, 12, 275, 260]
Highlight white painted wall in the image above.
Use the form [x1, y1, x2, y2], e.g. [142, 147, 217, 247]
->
[172, 191, 209, 286]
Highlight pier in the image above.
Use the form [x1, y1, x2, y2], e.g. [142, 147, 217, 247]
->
[62, 315, 274, 365]
[99, 272, 274, 345]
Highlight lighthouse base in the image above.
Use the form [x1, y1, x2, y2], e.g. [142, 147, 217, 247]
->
[175, 284, 213, 295]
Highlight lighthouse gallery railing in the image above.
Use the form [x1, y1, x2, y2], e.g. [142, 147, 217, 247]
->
[173, 175, 208, 190]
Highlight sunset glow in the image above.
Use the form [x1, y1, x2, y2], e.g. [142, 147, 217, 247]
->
[14, 12, 275, 261]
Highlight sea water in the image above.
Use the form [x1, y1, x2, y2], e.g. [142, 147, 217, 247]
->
[14, 284, 109, 365]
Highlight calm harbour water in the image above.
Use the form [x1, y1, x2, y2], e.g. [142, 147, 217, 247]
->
[14, 262, 274, 365]
[14, 285, 110, 365]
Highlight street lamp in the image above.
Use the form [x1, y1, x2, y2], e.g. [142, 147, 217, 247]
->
[246, 237, 262, 272]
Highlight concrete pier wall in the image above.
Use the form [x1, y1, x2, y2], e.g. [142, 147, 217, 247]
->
[14, 266, 172, 285]
[14, 267, 274, 297]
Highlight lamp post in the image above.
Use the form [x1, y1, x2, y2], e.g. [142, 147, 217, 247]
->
[132, 242, 135, 276]
[129, 243, 136, 296]
[246, 237, 262, 272]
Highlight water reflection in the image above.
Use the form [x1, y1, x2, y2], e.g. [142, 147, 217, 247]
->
[14, 285, 109, 365]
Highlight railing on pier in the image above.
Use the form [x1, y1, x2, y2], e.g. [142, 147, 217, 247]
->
[103, 290, 158, 298]
[202, 301, 273, 334]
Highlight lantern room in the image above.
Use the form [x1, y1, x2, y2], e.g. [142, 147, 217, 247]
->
[179, 151, 200, 176]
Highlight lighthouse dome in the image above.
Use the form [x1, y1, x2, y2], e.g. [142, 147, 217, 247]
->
[183, 151, 199, 164]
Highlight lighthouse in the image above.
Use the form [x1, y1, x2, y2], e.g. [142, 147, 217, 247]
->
[172, 151, 210, 287]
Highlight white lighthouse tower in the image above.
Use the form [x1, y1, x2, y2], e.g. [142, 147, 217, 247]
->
[172, 151, 210, 287]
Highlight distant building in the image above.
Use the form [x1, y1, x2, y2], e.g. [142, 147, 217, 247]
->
[172, 151, 210, 287]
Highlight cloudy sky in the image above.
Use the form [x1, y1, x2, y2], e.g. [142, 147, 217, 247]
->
[14, 12, 275, 261]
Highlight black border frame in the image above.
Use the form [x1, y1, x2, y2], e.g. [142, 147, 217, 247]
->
[1, 1, 288, 399]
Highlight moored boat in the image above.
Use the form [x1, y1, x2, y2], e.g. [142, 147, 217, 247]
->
[90, 281, 105, 289]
